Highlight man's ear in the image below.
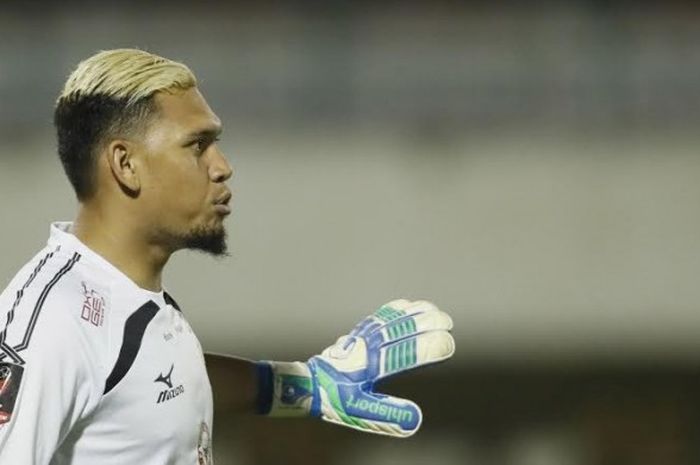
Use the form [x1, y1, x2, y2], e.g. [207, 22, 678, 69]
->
[105, 140, 141, 195]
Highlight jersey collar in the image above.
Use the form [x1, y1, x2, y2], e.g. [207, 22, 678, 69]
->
[47, 221, 165, 300]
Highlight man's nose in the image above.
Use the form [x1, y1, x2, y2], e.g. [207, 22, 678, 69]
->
[209, 146, 233, 182]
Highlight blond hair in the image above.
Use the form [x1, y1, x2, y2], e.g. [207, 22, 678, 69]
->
[58, 48, 196, 106]
[55, 49, 198, 200]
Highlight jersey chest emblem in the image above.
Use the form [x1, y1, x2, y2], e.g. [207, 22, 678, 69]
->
[80, 281, 105, 327]
[154, 363, 185, 404]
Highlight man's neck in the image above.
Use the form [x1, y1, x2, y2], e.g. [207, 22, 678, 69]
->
[73, 205, 170, 292]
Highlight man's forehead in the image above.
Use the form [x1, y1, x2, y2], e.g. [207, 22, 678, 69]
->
[153, 87, 222, 133]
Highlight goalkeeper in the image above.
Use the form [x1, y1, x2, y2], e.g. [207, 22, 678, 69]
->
[0, 49, 455, 465]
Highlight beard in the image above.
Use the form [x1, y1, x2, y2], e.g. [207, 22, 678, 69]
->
[172, 223, 228, 256]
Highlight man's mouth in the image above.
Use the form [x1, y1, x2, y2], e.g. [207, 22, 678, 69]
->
[213, 191, 232, 215]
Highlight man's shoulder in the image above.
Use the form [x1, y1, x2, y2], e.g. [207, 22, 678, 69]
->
[1, 246, 98, 313]
[0, 246, 111, 362]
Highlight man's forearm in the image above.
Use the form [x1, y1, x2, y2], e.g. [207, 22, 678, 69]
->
[204, 353, 259, 415]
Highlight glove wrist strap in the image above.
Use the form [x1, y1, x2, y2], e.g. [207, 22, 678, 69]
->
[256, 361, 313, 417]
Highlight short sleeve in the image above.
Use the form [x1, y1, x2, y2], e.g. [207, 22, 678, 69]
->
[0, 297, 104, 464]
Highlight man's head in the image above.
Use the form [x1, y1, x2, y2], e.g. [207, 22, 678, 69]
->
[55, 49, 233, 256]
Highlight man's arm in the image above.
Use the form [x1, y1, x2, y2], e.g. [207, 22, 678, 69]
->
[204, 353, 258, 415]
[0, 304, 103, 463]
[206, 299, 454, 437]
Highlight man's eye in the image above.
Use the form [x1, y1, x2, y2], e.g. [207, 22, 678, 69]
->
[192, 137, 220, 153]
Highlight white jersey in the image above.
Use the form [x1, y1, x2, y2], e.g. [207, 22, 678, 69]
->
[0, 222, 214, 465]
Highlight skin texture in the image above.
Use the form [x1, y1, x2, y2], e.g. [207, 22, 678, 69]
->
[72, 87, 256, 414]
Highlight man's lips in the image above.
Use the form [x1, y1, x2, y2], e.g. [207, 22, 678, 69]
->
[214, 191, 232, 205]
[214, 191, 232, 215]
[214, 204, 231, 215]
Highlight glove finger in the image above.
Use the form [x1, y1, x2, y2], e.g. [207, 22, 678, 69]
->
[405, 299, 441, 313]
[375, 299, 440, 320]
[350, 300, 449, 344]
[383, 298, 413, 311]
[320, 337, 369, 374]
[377, 331, 455, 379]
[319, 384, 423, 438]
[369, 300, 447, 330]
[348, 299, 413, 338]
[380, 308, 453, 343]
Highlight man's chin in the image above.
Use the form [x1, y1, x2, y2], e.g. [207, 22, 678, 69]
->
[180, 225, 228, 256]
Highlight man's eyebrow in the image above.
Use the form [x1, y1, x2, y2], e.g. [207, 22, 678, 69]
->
[185, 126, 223, 141]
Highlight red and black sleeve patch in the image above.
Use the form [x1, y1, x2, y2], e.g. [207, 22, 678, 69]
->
[0, 362, 24, 425]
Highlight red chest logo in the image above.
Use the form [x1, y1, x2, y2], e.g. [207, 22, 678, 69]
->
[80, 282, 105, 327]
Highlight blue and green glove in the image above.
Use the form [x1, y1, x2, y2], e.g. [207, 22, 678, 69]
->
[256, 299, 455, 437]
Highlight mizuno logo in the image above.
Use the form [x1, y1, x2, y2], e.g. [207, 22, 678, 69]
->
[154, 364, 184, 404]
[154, 364, 174, 389]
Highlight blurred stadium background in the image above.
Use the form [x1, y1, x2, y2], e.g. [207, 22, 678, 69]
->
[1, 1, 700, 464]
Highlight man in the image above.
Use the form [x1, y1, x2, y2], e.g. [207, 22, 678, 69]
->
[0, 49, 455, 464]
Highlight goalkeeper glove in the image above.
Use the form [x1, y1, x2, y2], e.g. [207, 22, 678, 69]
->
[256, 299, 454, 438]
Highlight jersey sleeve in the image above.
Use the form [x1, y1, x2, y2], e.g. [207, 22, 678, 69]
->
[0, 288, 105, 464]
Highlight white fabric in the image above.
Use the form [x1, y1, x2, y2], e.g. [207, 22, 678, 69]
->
[0, 222, 214, 465]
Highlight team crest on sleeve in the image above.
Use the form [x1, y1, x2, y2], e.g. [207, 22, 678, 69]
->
[197, 422, 212, 465]
[80, 281, 106, 327]
[0, 362, 24, 425]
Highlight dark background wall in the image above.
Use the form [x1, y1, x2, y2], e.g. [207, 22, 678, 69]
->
[1, 2, 699, 463]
